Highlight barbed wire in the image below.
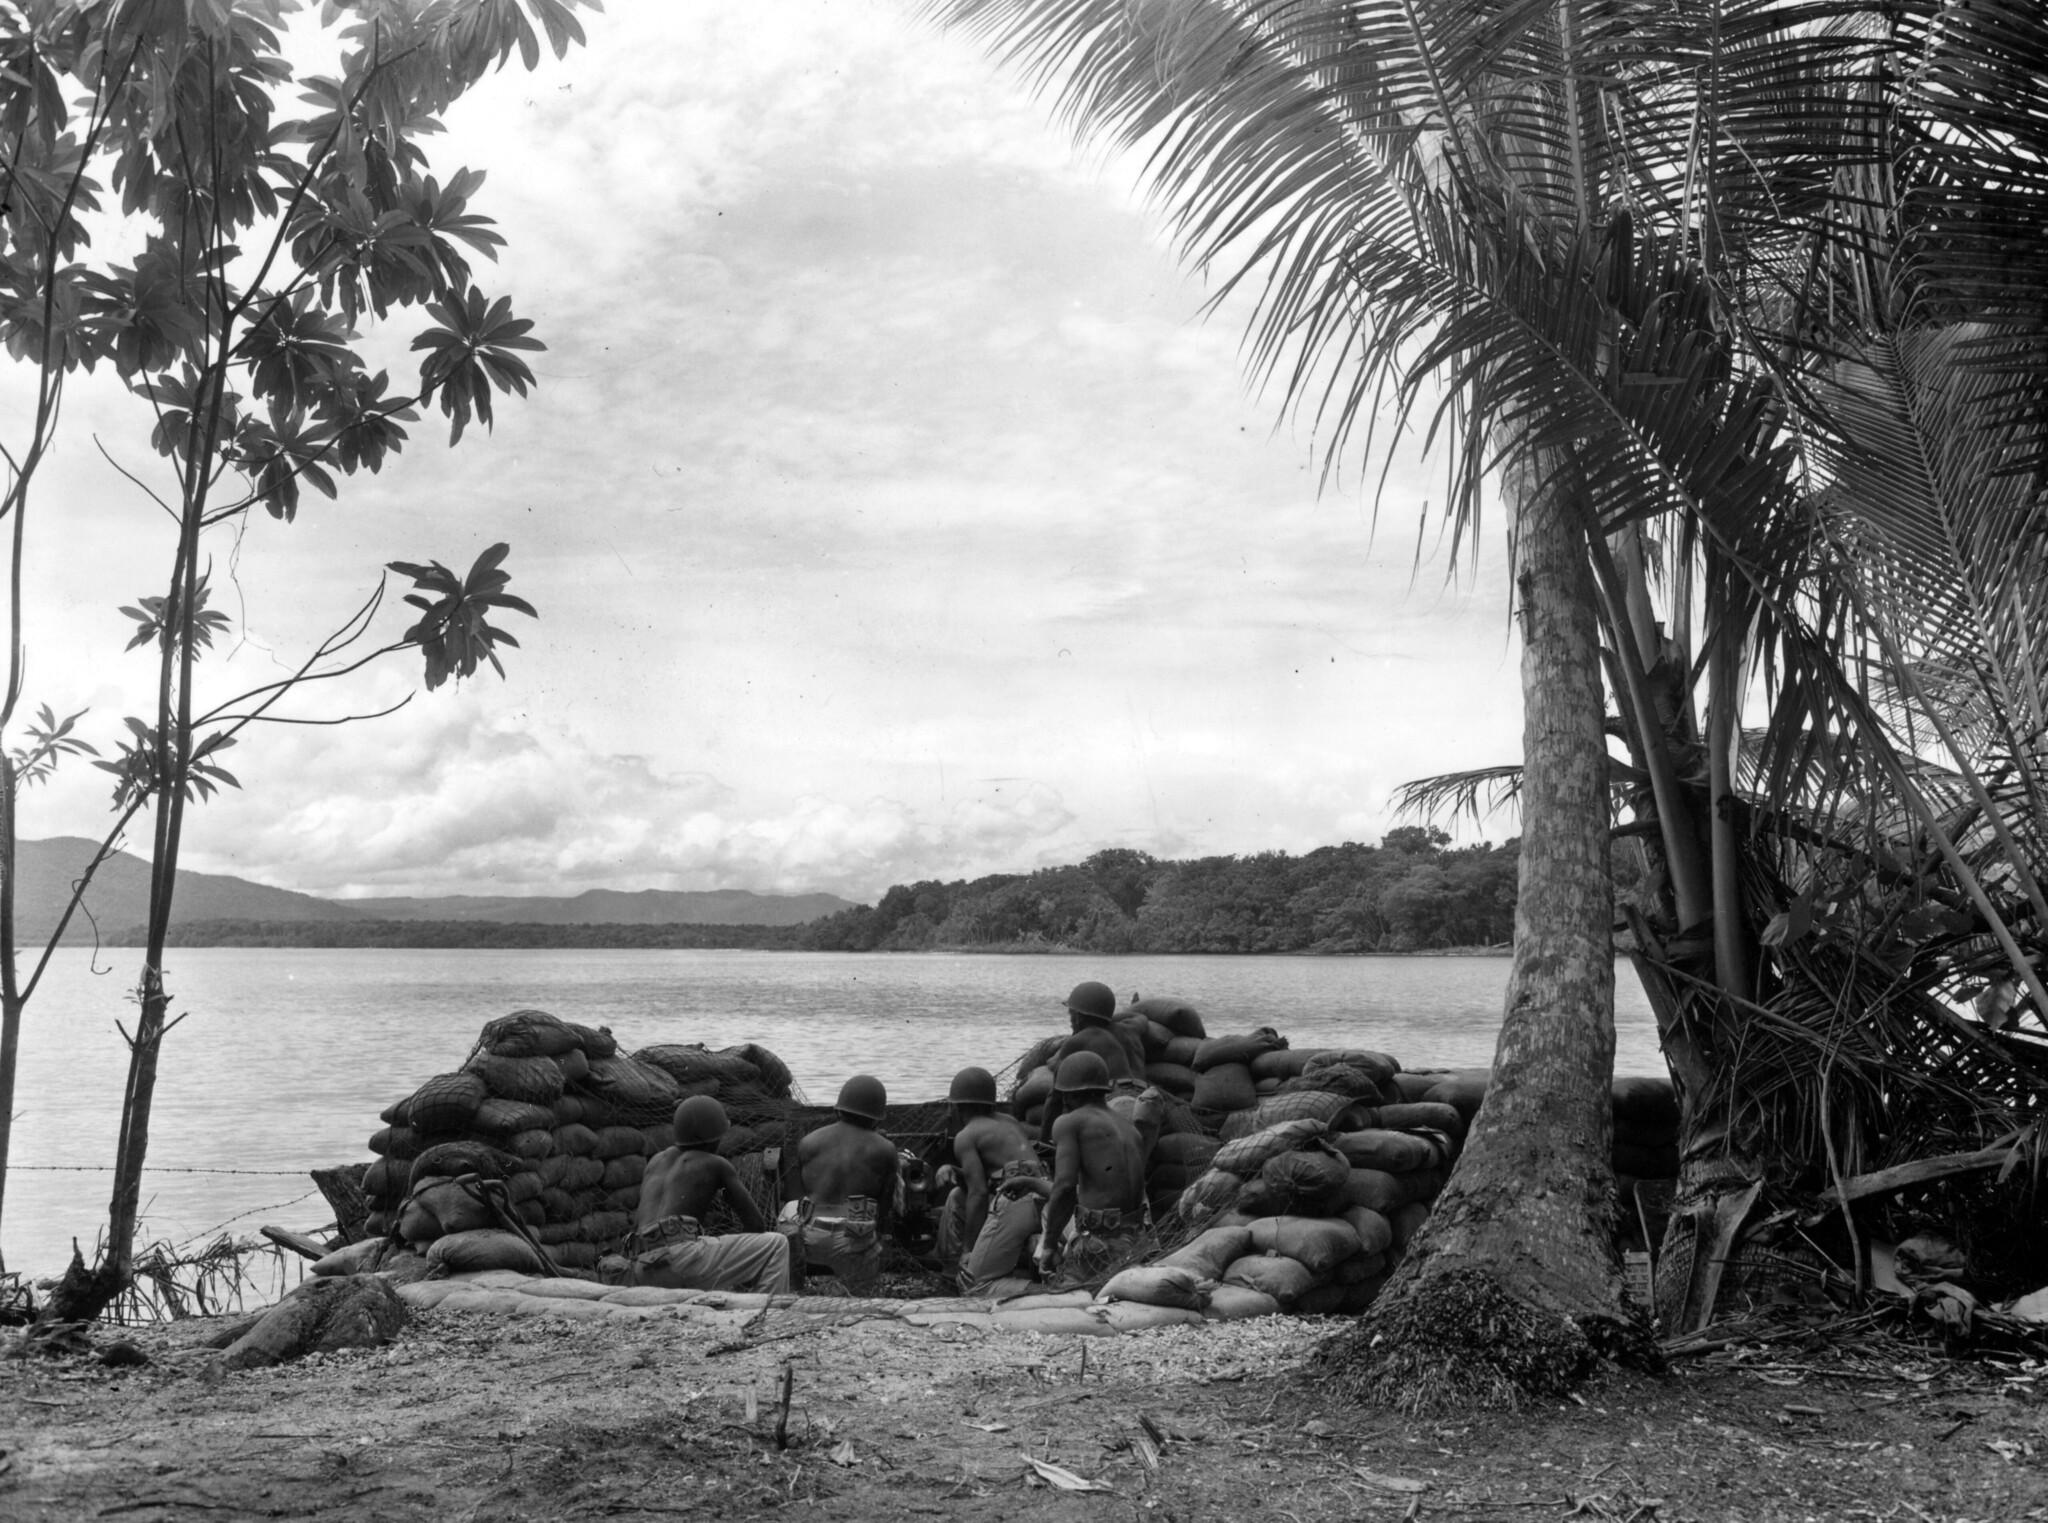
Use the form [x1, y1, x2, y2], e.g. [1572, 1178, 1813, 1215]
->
[12, 1164, 310, 1175]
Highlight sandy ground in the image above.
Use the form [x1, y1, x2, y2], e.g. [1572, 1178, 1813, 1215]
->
[5, 1291, 2048, 1522]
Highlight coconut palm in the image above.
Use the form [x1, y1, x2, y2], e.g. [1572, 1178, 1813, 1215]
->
[925, 0, 2048, 1395]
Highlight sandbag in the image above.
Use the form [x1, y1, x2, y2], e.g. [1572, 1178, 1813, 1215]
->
[565, 1022, 618, 1059]
[1340, 1205, 1394, 1257]
[408, 1140, 516, 1190]
[1613, 1140, 1679, 1179]
[1212, 1118, 1327, 1177]
[1249, 1048, 1319, 1082]
[581, 1055, 683, 1124]
[1144, 1062, 1198, 1099]
[1157, 1225, 1253, 1281]
[1151, 1132, 1220, 1170]
[402, 1071, 488, 1133]
[1099, 1302, 1205, 1333]
[604, 1185, 641, 1215]
[595, 1125, 649, 1161]
[472, 1098, 558, 1136]
[1162, 1035, 1204, 1067]
[540, 1154, 606, 1192]
[602, 1154, 646, 1190]
[1218, 1090, 1353, 1141]
[548, 1241, 602, 1270]
[1098, 1264, 1212, 1310]
[1305, 1049, 1401, 1086]
[506, 1128, 555, 1162]
[632, 1044, 755, 1088]
[1392, 1200, 1431, 1247]
[1254, 1077, 1282, 1096]
[556, 1047, 591, 1085]
[427, 1229, 548, 1275]
[462, 1052, 566, 1106]
[1172, 1169, 1242, 1224]
[1256, 1147, 1351, 1217]
[1128, 996, 1206, 1041]
[579, 1209, 633, 1246]
[1611, 1074, 1679, 1131]
[1332, 1128, 1442, 1173]
[1222, 1253, 1317, 1307]
[551, 1093, 589, 1126]
[503, 1170, 545, 1205]
[1359, 1100, 1467, 1139]
[1192, 1027, 1286, 1071]
[1203, 1283, 1279, 1321]
[478, 1009, 581, 1059]
[1138, 1019, 1178, 1058]
[1338, 1167, 1407, 1216]
[725, 1042, 795, 1098]
[362, 1157, 396, 1201]
[1386, 1070, 1452, 1103]
[552, 1123, 601, 1158]
[408, 1178, 496, 1237]
[1248, 1215, 1363, 1275]
[367, 1125, 420, 1160]
[1013, 1066, 1056, 1109]
[1191, 1062, 1257, 1112]
[1275, 1064, 1383, 1103]
[1420, 1069, 1491, 1119]
[311, 1237, 392, 1277]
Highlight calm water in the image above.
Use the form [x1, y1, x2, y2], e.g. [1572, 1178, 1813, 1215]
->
[1, 948, 1662, 1278]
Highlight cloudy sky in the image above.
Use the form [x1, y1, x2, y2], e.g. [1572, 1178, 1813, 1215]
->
[18, 0, 1524, 904]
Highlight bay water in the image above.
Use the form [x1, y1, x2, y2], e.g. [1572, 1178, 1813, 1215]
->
[2, 947, 1662, 1280]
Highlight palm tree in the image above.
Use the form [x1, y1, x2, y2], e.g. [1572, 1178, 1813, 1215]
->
[925, 0, 2048, 1397]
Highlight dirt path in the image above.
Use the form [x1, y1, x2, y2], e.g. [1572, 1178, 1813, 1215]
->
[4, 1305, 2044, 1521]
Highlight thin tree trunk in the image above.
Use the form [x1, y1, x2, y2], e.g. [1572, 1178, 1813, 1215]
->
[0, 753, 19, 1273]
[1323, 456, 1655, 1411]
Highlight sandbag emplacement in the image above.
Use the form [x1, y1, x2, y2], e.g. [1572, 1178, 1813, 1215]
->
[1098, 1265, 1212, 1310]
[1252, 1148, 1351, 1217]
[1333, 1128, 1443, 1173]
[428, 1229, 548, 1275]
[580, 1055, 683, 1125]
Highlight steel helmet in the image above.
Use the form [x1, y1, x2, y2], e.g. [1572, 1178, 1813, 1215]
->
[948, 1066, 998, 1108]
[673, 1095, 730, 1147]
[1054, 1051, 1112, 1094]
[835, 1073, 888, 1122]
[1065, 980, 1117, 1024]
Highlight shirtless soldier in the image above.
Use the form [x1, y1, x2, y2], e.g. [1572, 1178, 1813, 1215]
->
[1033, 979, 1144, 1133]
[608, 1096, 791, 1292]
[935, 1066, 1046, 1294]
[1030, 1051, 1149, 1290]
[794, 1074, 899, 1296]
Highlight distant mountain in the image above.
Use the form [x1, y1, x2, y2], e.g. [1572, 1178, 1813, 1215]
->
[340, 887, 854, 927]
[13, 836, 361, 946]
[8, 837, 855, 946]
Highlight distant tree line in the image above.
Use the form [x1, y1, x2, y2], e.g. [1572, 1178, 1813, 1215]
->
[125, 829, 1524, 953]
[803, 830, 1518, 954]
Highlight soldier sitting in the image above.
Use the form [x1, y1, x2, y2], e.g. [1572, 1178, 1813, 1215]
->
[604, 1096, 792, 1293]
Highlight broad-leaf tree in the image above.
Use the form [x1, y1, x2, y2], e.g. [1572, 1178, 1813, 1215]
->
[0, 0, 592, 1311]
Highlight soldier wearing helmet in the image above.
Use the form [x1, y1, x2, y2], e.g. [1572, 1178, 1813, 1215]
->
[791, 1074, 899, 1296]
[605, 1096, 792, 1293]
[935, 1065, 1047, 1293]
[1032, 1050, 1148, 1289]
[1028, 979, 1144, 1134]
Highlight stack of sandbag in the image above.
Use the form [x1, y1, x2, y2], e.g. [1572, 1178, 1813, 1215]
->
[1186, 1026, 1287, 1119]
[358, 1009, 794, 1273]
[1103, 1200, 1399, 1320]
[1123, 995, 1207, 1100]
[632, 1041, 797, 1150]
[1390, 1068, 1680, 1184]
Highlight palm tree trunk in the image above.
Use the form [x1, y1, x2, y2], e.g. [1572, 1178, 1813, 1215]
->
[1323, 453, 1655, 1411]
